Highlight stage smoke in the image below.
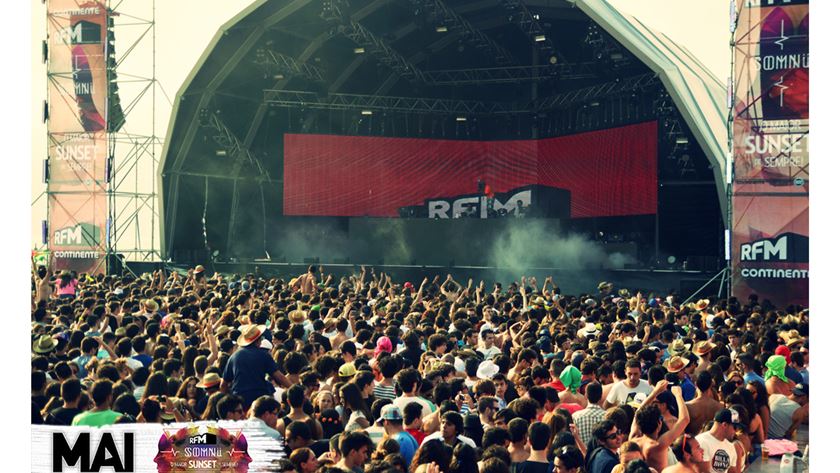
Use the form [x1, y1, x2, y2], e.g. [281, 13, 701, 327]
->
[487, 220, 636, 277]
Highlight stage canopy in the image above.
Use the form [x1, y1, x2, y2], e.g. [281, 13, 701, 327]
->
[159, 0, 727, 263]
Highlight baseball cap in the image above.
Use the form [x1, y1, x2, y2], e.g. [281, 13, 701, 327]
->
[338, 362, 357, 378]
[376, 405, 403, 424]
[714, 408, 746, 429]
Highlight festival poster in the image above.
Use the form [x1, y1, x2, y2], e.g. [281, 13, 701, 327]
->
[48, 191, 108, 275]
[47, 0, 110, 275]
[730, 0, 808, 306]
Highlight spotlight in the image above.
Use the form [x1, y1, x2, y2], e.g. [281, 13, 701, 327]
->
[215, 150, 227, 156]
[435, 26, 448, 33]
[361, 110, 373, 116]
[353, 47, 365, 54]
[456, 116, 467, 122]
[534, 35, 546, 42]
[548, 55, 558, 64]
[676, 136, 689, 145]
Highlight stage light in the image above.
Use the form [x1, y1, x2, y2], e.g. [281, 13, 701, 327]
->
[273, 74, 285, 80]
[215, 150, 227, 156]
[361, 110, 373, 115]
[354, 47, 365, 54]
[533, 14, 540, 20]
[610, 52, 624, 61]
[534, 35, 546, 42]
[590, 101, 600, 107]
[456, 116, 467, 122]
[676, 136, 689, 145]
[549, 55, 558, 64]
[436, 26, 448, 33]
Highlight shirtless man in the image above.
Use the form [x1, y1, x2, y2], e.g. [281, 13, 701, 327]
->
[294, 265, 319, 296]
[662, 434, 704, 473]
[630, 381, 689, 473]
[686, 371, 723, 435]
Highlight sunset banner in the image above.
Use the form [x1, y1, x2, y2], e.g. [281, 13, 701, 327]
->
[730, 0, 808, 306]
[46, 0, 110, 275]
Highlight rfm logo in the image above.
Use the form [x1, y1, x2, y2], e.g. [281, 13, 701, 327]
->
[740, 233, 808, 263]
[52, 432, 133, 472]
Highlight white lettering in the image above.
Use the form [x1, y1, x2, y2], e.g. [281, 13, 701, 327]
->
[452, 197, 479, 218]
[428, 201, 449, 219]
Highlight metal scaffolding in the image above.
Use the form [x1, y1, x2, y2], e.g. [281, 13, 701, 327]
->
[424, 64, 598, 85]
[263, 72, 659, 116]
[253, 48, 326, 83]
[407, 0, 516, 65]
[105, 0, 163, 270]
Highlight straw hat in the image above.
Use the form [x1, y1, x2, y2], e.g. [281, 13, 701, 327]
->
[198, 372, 222, 389]
[692, 340, 716, 356]
[142, 299, 159, 313]
[695, 299, 710, 311]
[32, 335, 57, 354]
[236, 324, 266, 347]
[288, 309, 306, 325]
[783, 330, 805, 347]
[665, 356, 688, 373]
[668, 339, 691, 357]
[215, 325, 232, 338]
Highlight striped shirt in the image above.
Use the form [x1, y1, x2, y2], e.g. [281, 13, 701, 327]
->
[374, 381, 397, 401]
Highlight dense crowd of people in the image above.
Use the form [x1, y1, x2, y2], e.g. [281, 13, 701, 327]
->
[31, 262, 809, 473]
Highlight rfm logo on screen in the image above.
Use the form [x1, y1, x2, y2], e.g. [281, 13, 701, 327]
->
[52, 432, 134, 472]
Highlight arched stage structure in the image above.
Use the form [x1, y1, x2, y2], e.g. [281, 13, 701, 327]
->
[158, 0, 728, 292]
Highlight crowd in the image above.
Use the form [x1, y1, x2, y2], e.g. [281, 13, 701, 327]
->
[31, 262, 809, 473]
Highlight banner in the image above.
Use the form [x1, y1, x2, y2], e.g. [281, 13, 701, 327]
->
[284, 121, 658, 218]
[47, 0, 110, 275]
[33, 421, 285, 473]
[731, 0, 808, 307]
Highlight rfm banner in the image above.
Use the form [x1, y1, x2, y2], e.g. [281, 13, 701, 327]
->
[284, 121, 658, 218]
[47, 0, 111, 275]
[33, 422, 285, 472]
[731, 0, 808, 307]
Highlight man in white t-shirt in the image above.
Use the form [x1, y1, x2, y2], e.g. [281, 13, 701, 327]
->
[478, 329, 501, 360]
[391, 369, 436, 418]
[695, 408, 741, 473]
[605, 359, 652, 408]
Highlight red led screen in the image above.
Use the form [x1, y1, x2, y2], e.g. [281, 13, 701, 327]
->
[283, 121, 657, 218]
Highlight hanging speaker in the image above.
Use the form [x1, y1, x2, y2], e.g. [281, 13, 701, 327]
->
[42, 221, 48, 245]
[42, 40, 48, 63]
[42, 159, 49, 183]
[42, 100, 49, 122]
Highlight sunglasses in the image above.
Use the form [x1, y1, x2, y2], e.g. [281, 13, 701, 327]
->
[606, 432, 620, 440]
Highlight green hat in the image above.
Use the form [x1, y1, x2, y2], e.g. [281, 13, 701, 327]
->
[764, 354, 789, 383]
[559, 365, 582, 393]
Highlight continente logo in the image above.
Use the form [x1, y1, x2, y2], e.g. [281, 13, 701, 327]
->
[53, 222, 101, 248]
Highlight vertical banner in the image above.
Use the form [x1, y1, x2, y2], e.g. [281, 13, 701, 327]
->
[731, 0, 809, 306]
[47, 1, 110, 275]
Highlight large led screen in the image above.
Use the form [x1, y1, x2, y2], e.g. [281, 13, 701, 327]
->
[283, 121, 657, 219]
